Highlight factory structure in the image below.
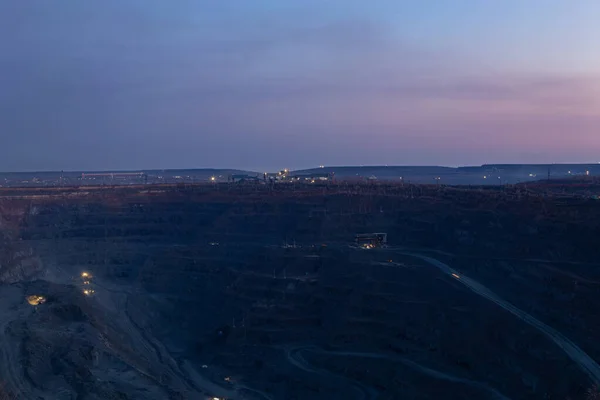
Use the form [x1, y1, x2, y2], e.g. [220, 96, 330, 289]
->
[80, 172, 147, 184]
[355, 233, 388, 248]
[289, 172, 333, 183]
[227, 169, 334, 184]
[228, 174, 261, 183]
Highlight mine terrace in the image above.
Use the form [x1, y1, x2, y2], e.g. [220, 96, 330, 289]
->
[1, 181, 600, 399]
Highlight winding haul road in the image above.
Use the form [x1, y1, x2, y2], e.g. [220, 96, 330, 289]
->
[287, 346, 510, 400]
[404, 252, 600, 386]
[285, 250, 600, 398]
[287, 346, 377, 400]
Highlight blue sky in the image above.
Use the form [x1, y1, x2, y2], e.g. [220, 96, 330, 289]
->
[0, 1, 598, 171]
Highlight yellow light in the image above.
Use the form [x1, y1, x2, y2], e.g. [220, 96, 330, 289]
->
[451, 273, 460, 279]
[26, 295, 46, 306]
[81, 272, 89, 278]
[210, 176, 215, 181]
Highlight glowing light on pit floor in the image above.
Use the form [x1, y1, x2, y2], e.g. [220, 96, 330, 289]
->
[27, 295, 46, 306]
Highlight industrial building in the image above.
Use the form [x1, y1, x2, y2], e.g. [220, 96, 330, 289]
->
[228, 174, 261, 183]
[80, 172, 147, 184]
[355, 233, 387, 248]
[290, 172, 334, 183]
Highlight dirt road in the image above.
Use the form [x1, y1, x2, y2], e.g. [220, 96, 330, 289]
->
[287, 345, 510, 400]
[287, 346, 377, 400]
[404, 252, 600, 386]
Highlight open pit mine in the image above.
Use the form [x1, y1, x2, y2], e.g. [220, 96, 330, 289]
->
[1, 183, 600, 399]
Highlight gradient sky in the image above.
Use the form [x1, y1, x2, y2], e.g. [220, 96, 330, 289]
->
[1, 1, 599, 171]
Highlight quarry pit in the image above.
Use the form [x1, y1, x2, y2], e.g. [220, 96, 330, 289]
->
[1, 183, 600, 399]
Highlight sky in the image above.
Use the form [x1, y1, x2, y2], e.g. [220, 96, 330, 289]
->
[1, 1, 599, 172]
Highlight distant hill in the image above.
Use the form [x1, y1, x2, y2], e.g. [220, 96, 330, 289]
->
[2, 164, 600, 186]
[292, 164, 600, 185]
[143, 168, 258, 178]
[0, 168, 258, 179]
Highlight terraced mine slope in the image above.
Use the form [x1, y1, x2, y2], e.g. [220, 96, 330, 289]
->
[1, 184, 600, 399]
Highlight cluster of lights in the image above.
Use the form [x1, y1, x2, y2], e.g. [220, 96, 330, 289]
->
[81, 272, 95, 296]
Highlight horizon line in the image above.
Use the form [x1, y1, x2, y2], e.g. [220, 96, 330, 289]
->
[2, 162, 600, 175]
